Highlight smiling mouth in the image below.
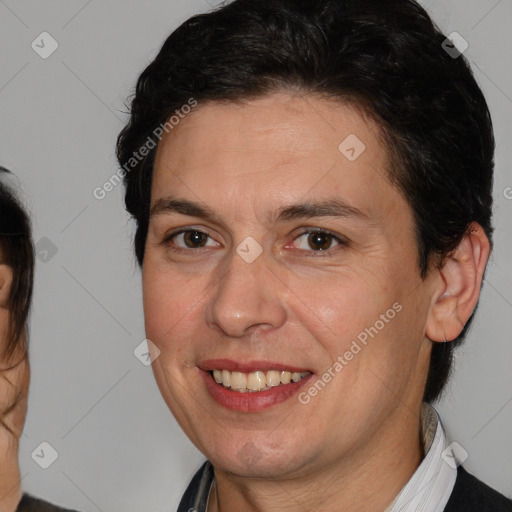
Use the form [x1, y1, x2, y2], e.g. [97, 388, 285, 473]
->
[211, 369, 311, 393]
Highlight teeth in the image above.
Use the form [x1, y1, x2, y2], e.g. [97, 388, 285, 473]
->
[280, 371, 291, 384]
[231, 371, 247, 391]
[211, 369, 310, 392]
[266, 370, 281, 387]
[221, 369, 231, 388]
[247, 371, 266, 391]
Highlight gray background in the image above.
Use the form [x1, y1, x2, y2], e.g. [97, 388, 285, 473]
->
[0, 0, 510, 510]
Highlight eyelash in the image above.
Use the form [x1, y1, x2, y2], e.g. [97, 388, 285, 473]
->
[162, 228, 348, 257]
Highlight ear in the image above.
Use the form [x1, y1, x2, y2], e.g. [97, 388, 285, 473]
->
[425, 222, 490, 343]
[0, 264, 13, 309]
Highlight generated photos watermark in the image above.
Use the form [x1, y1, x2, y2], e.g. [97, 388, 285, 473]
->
[93, 98, 198, 200]
[298, 302, 403, 405]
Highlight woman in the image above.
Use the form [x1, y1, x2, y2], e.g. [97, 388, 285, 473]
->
[0, 167, 79, 512]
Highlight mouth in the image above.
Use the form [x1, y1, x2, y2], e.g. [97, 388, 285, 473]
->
[198, 359, 314, 412]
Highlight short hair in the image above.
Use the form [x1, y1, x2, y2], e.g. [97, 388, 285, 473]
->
[0, 167, 34, 360]
[116, 0, 495, 403]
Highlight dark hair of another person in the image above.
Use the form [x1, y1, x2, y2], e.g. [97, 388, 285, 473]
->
[116, 0, 495, 403]
[0, 167, 34, 360]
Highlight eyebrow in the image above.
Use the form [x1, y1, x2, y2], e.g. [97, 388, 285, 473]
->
[149, 196, 368, 225]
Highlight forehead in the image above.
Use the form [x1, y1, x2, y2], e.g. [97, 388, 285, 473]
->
[151, 92, 403, 225]
[154, 93, 388, 169]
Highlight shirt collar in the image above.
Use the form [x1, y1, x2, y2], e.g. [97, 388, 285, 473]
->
[178, 403, 456, 512]
[384, 402, 457, 512]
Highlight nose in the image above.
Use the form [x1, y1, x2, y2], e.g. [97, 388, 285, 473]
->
[205, 247, 287, 339]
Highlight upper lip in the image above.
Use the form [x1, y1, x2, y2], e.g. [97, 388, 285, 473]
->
[198, 359, 312, 373]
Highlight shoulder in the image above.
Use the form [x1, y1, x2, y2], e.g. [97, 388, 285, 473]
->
[16, 493, 81, 512]
[444, 466, 512, 512]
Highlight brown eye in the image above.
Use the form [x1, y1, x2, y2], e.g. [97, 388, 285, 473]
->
[307, 232, 333, 251]
[293, 230, 346, 253]
[164, 229, 218, 251]
[182, 230, 208, 248]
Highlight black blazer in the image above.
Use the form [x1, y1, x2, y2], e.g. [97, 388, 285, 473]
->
[15, 493, 80, 512]
[444, 466, 512, 511]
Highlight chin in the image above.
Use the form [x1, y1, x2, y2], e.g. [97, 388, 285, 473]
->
[206, 436, 311, 479]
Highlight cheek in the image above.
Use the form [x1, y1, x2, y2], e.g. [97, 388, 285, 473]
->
[290, 261, 424, 378]
[142, 264, 207, 348]
[300, 266, 393, 324]
[142, 267, 177, 339]
[284, 272, 391, 363]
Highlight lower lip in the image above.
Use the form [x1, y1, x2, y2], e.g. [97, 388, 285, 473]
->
[200, 369, 314, 412]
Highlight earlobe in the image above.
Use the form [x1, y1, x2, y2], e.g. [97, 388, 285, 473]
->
[0, 264, 13, 309]
[425, 222, 490, 343]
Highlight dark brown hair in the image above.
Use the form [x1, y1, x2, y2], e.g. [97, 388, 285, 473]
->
[0, 167, 34, 359]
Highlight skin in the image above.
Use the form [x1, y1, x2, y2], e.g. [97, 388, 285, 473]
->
[0, 264, 29, 512]
[142, 92, 489, 512]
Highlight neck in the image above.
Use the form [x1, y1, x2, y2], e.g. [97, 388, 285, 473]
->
[208, 405, 423, 512]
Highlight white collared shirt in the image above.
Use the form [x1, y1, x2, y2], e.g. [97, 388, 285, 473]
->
[385, 402, 457, 512]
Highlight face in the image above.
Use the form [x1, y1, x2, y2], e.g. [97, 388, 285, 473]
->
[0, 327, 28, 440]
[142, 92, 437, 479]
[0, 263, 29, 503]
[0, 264, 29, 441]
